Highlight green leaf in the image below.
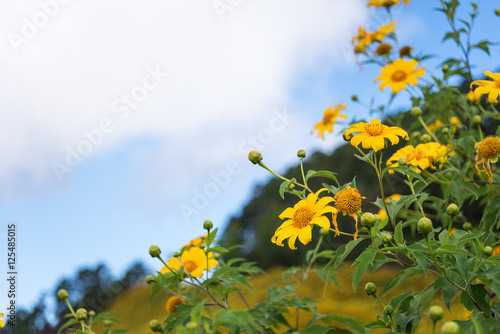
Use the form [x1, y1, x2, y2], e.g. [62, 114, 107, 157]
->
[461, 284, 491, 314]
[352, 248, 377, 291]
[381, 268, 423, 297]
[305, 170, 339, 186]
[434, 244, 474, 257]
[320, 314, 372, 334]
[213, 309, 260, 331]
[434, 277, 459, 310]
[394, 222, 403, 245]
[383, 166, 427, 184]
[206, 245, 228, 254]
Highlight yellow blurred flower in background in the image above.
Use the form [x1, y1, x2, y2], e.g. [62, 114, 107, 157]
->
[344, 119, 409, 152]
[311, 104, 347, 139]
[378, 194, 401, 220]
[166, 296, 184, 314]
[375, 58, 425, 94]
[470, 71, 500, 103]
[272, 189, 337, 250]
[352, 22, 396, 53]
[367, 0, 410, 9]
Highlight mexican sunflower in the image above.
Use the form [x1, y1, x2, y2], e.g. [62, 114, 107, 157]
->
[311, 104, 347, 139]
[352, 22, 396, 53]
[475, 136, 500, 183]
[166, 296, 184, 314]
[386, 142, 453, 172]
[470, 71, 500, 103]
[334, 186, 365, 240]
[160, 247, 218, 278]
[375, 58, 425, 94]
[367, 0, 410, 8]
[344, 119, 409, 152]
[272, 188, 337, 250]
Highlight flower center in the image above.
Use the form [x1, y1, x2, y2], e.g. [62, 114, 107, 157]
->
[184, 260, 198, 273]
[496, 81, 500, 89]
[293, 207, 314, 228]
[407, 149, 424, 161]
[478, 137, 500, 159]
[365, 123, 385, 136]
[391, 70, 407, 82]
[334, 187, 363, 215]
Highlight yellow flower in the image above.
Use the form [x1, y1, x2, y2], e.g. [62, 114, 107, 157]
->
[344, 119, 409, 152]
[352, 22, 396, 53]
[492, 245, 500, 256]
[470, 71, 500, 103]
[272, 188, 337, 250]
[375, 58, 425, 94]
[160, 247, 218, 278]
[475, 136, 500, 183]
[367, 0, 410, 8]
[467, 90, 479, 103]
[182, 234, 208, 251]
[427, 119, 444, 132]
[386, 142, 454, 172]
[166, 296, 184, 314]
[311, 104, 347, 139]
[334, 186, 366, 240]
[378, 194, 401, 220]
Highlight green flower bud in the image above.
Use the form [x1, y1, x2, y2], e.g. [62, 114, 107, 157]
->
[149, 319, 162, 332]
[411, 131, 421, 140]
[442, 127, 449, 134]
[248, 151, 263, 164]
[463, 222, 472, 231]
[287, 183, 295, 190]
[104, 319, 113, 327]
[320, 227, 329, 236]
[447, 204, 459, 216]
[173, 251, 181, 257]
[361, 212, 377, 228]
[432, 157, 443, 168]
[398, 157, 408, 166]
[374, 214, 381, 223]
[417, 217, 433, 235]
[149, 245, 161, 258]
[365, 282, 377, 296]
[411, 106, 422, 117]
[186, 321, 198, 330]
[441, 321, 460, 334]
[473, 115, 482, 125]
[342, 130, 353, 141]
[421, 134, 431, 143]
[384, 305, 394, 315]
[297, 150, 306, 158]
[428, 305, 444, 322]
[198, 243, 206, 249]
[495, 8, 500, 16]
[203, 220, 213, 230]
[483, 246, 493, 256]
[57, 289, 68, 300]
[88, 310, 96, 318]
[351, 95, 359, 101]
[76, 308, 87, 321]
[442, 64, 449, 72]
[145, 275, 156, 284]
[381, 233, 392, 244]
[213, 252, 221, 259]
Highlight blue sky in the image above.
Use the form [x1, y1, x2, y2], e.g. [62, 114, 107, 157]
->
[0, 0, 498, 311]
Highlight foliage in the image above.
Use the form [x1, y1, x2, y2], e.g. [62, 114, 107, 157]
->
[58, 1, 500, 333]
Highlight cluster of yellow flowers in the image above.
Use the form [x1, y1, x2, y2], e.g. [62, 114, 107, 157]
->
[386, 142, 454, 172]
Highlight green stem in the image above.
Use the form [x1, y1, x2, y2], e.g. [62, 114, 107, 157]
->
[258, 161, 313, 194]
[417, 116, 441, 143]
[64, 299, 77, 319]
[407, 175, 426, 216]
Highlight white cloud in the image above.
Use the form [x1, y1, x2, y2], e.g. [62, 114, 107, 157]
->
[0, 0, 367, 199]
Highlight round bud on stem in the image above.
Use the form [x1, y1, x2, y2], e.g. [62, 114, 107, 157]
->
[495, 8, 500, 16]
[186, 321, 198, 330]
[483, 246, 493, 256]
[447, 204, 459, 216]
[442, 64, 450, 73]
[104, 319, 112, 327]
[441, 321, 460, 334]
[320, 227, 329, 236]
[88, 310, 96, 318]
[442, 127, 449, 135]
[365, 282, 377, 296]
[76, 308, 88, 321]
[57, 289, 68, 300]
[351, 95, 358, 101]
[411, 131, 421, 140]
[149, 319, 162, 332]
[146, 275, 156, 284]
[198, 243, 206, 249]
[381, 233, 392, 244]
[417, 217, 433, 235]
[297, 150, 306, 158]
[361, 212, 377, 228]
[463, 222, 472, 231]
[203, 220, 213, 230]
[411, 106, 422, 117]
[173, 252, 181, 258]
[149, 245, 161, 258]
[248, 151, 263, 164]
[398, 157, 408, 166]
[432, 158, 443, 168]
[384, 305, 394, 315]
[473, 115, 482, 125]
[287, 183, 295, 190]
[421, 134, 431, 143]
[428, 305, 444, 322]
[213, 252, 221, 259]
